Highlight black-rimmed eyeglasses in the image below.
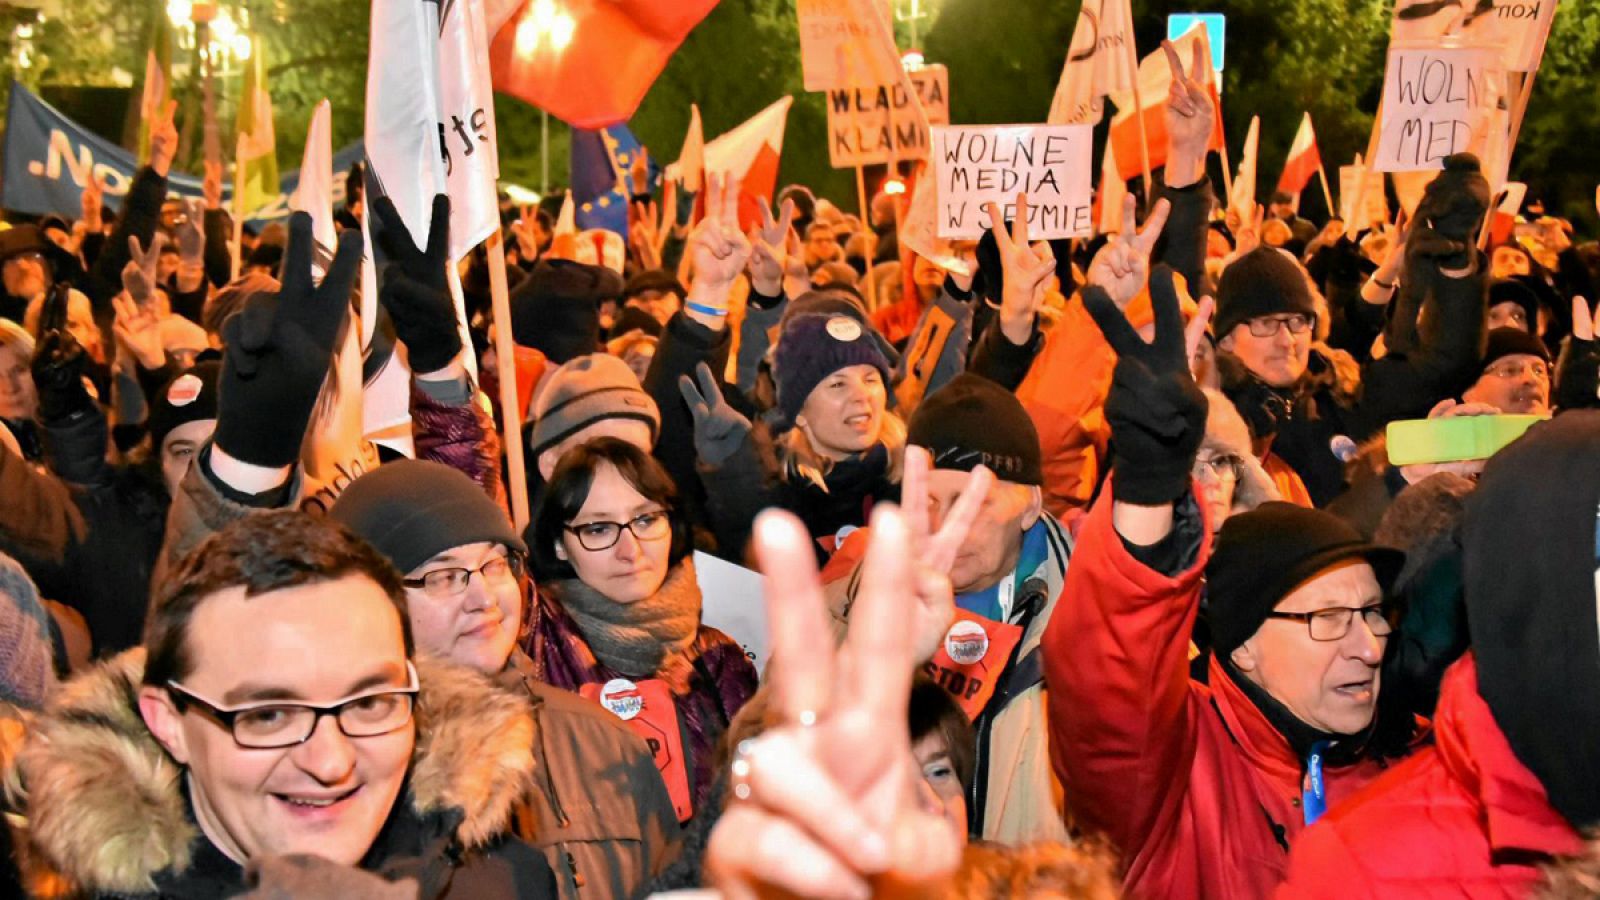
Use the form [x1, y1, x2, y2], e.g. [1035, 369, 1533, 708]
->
[166, 662, 419, 749]
[1263, 605, 1395, 642]
[564, 510, 672, 552]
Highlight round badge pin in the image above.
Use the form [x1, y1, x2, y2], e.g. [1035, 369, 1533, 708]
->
[826, 316, 863, 342]
[166, 373, 203, 408]
[944, 620, 990, 666]
[598, 678, 645, 721]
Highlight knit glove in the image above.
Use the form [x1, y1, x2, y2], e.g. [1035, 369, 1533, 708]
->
[678, 361, 752, 467]
[176, 198, 205, 266]
[31, 288, 94, 424]
[122, 233, 165, 305]
[214, 212, 360, 468]
[371, 193, 462, 373]
[1083, 265, 1209, 506]
[1408, 153, 1490, 270]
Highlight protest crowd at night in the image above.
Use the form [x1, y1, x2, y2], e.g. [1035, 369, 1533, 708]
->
[5, 0, 1600, 896]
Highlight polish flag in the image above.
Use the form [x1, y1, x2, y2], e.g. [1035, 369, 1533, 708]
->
[1230, 115, 1261, 221]
[665, 103, 706, 193]
[1106, 24, 1225, 183]
[1277, 112, 1323, 196]
[702, 96, 793, 231]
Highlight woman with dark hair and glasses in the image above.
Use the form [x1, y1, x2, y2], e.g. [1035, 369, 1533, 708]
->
[524, 437, 757, 823]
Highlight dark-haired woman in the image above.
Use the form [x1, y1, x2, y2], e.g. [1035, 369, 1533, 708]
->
[521, 437, 757, 822]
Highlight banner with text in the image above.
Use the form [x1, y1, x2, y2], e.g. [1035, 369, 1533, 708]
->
[1373, 45, 1503, 173]
[796, 0, 899, 92]
[1390, 0, 1558, 72]
[827, 64, 949, 168]
[932, 124, 1093, 240]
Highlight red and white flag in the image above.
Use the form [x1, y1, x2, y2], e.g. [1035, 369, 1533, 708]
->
[1230, 115, 1261, 221]
[666, 103, 706, 193]
[1048, 0, 1137, 126]
[1106, 24, 1225, 182]
[1277, 112, 1323, 196]
[702, 96, 794, 231]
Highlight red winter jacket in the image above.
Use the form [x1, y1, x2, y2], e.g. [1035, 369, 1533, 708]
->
[1275, 654, 1584, 898]
[1044, 485, 1399, 900]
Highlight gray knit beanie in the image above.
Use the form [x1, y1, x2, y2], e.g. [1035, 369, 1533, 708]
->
[529, 353, 660, 459]
[0, 552, 58, 710]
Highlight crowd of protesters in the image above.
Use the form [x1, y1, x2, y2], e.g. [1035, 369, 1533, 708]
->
[2, 35, 1600, 900]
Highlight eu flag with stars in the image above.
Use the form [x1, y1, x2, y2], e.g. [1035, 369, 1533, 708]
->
[570, 124, 651, 239]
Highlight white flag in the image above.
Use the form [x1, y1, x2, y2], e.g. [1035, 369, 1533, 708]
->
[1230, 115, 1261, 221]
[1049, 0, 1137, 125]
[436, 0, 502, 258]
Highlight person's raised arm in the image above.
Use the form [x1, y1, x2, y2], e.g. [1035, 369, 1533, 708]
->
[85, 101, 175, 322]
[682, 173, 753, 334]
[1155, 39, 1216, 296]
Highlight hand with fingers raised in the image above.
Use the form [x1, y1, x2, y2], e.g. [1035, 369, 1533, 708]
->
[677, 361, 753, 466]
[112, 292, 166, 371]
[371, 194, 462, 374]
[31, 285, 93, 424]
[1088, 195, 1172, 308]
[706, 505, 964, 900]
[149, 100, 179, 178]
[899, 445, 995, 663]
[748, 197, 796, 297]
[684, 174, 752, 326]
[176, 198, 206, 267]
[214, 212, 362, 468]
[1084, 264, 1209, 506]
[1163, 39, 1215, 189]
[987, 193, 1057, 346]
[122, 234, 166, 306]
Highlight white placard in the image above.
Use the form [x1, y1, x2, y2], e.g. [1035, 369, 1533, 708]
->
[694, 551, 768, 673]
[826, 65, 949, 168]
[1374, 46, 1501, 173]
[931, 124, 1094, 240]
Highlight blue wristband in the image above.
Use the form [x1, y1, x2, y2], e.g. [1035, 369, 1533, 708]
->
[686, 300, 728, 318]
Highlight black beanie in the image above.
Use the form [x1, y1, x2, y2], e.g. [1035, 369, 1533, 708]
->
[1214, 247, 1317, 339]
[1488, 279, 1541, 334]
[1480, 326, 1551, 369]
[329, 459, 526, 575]
[622, 268, 685, 303]
[147, 361, 221, 452]
[608, 305, 664, 341]
[508, 259, 617, 364]
[1207, 502, 1404, 655]
[908, 374, 1042, 485]
[1462, 411, 1600, 828]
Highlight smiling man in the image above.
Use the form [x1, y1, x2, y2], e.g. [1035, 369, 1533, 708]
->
[17, 509, 555, 898]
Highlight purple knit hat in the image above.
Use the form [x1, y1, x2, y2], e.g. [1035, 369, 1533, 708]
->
[771, 312, 892, 427]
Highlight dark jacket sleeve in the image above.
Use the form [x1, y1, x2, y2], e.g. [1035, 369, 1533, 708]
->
[85, 167, 166, 331]
[967, 311, 1043, 392]
[202, 208, 233, 289]
[1355, 255, 1488, 432]
[1555, 335, 1600, 412]
[698, 427, 781, 563]
[0, 441, 87, 570]
[38, 402, 111, 489]
[1154, 176, 1215, 299]
[736, 288, 786, 401]
[166, 276, 208, 326]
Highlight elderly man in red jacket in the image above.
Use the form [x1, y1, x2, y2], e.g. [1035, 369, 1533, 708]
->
[1276, 413, 1599, 898]
[1043, 265, 1418, 899]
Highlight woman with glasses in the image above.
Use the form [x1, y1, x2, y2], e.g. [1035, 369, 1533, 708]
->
[525, 437, 757, 822]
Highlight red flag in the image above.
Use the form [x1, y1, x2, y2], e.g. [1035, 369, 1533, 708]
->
[1277, 112, 1323, 196]
[1106, 26, 1225, 183]
[490, 0, 720, 129]
[701, 97, 792, 232]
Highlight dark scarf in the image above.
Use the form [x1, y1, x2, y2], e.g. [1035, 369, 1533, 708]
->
[545, 557, 702, 680]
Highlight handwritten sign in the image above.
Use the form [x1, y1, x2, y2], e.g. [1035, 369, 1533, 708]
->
[1374, 46, 1501, 173]
[694, 551, 768, 672]
[931, 125, 1093, 240]
[1391, 0, 1558, 72]
[797, 0, 900, 92]
[827, 65, 948, 168]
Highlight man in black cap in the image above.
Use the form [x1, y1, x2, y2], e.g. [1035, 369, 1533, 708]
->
[1460, 326, 1551, 415]
[330, 458, 681, 900]
[1044, 266, 1414, 898]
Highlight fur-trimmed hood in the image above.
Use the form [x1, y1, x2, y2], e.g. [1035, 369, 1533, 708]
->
[13, 649, 536, 897]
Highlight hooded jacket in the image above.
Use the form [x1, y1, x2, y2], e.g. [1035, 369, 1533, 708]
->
[14, 650, 555, 899]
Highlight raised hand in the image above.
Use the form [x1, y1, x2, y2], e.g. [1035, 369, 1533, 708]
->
[706, 506, 964, 899]
[689, 173, 753, 290]
[122, 234, 166, 305]
[149, 99, 179, 178]
[1408, 153, 1490, 271]
[214, 212, 361, 468]
[31, 285, 93, 423]
[203, 159, 224, 210]
[1088, 194, 1172, 308]
[1083, 264, 1208, 507]
[899, 445, 995, 662]
[987, 193, 1057, 346]
[112, 292, 166, 371]
[371, 193, 462, 374]
[177, 198, 206, 265]
[1227, 204, 1266, 261]
[747, 197, 796, 297]
[80, 176, 104, 231]
[630, 200, 664, 271]
[677, 361, 753, 466]
[512, 204, 541, 261]
[1163, 39, 1214, 189]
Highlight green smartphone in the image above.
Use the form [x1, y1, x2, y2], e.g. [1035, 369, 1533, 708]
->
[1386, 415, 1548, 466]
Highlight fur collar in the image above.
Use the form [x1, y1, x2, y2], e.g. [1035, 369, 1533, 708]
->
[15, 649, 535, 896]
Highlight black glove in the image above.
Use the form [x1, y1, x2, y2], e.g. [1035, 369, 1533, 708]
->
[1408, 153, 1490, 270]
[678, 361, 753, 467]
[1083, 265, 1209, 506]
[30, 290, 94, 424]
[214, 212, 361, 468]
[372, 193, 462, 373]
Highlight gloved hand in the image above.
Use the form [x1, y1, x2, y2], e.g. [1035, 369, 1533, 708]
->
[1408, 153, 1490, 270]
[1083, 264, 1209, 506]
[678, 361, 753, 467]
[176, 197, 205, 267]
[214, 212, 360, 468]
[122, 234, 165, 305]
[31, 288, 94, 424]
[371, 193, 462, 373]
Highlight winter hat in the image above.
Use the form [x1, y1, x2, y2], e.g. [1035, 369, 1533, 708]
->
[508, 259, 617, 364]
[1207, 502, 1405, 655]
[1480, 325, 1551, 370]
[146, 361, 220, 452]
[204, 272, 279, 338]
[1214, 246, 1318, 339]
[908, 373, 1042, 485]
[608, 305, 664, 342]
[0, 552, 57, 710]
[622, 268, 686, 304]
[245, 242, 284, 275]
[1462, 411, 1600, 828]
[778, 287, 901, 369]
[772, 312, 892, 427]
[528, 353, 660, 459]
[0, 224, 47, 263]
[329, 459, 526, 576]
[1488, 278, 1542, 334]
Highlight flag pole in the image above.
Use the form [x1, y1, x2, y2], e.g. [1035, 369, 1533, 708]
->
[856, 163, 878, 309]
[1316, 163, 1336, 222]
[1123, 38, 1153, 204]
[1218, 139, 1234, 205]
[231, 134, 244, 280]
[485, 230, 531, 531]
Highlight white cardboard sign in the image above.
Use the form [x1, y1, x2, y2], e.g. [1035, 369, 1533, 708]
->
[1374, 46, 1501, 173]
[693, 551, 768, 673]
[931, 124, 1094, 240]
[826, 64, 949, 168]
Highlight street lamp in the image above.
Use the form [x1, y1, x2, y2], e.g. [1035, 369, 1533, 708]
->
[512, 0, 577, 195]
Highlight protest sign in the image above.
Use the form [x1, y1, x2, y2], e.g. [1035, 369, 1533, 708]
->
[694, 551, 768, 671]
[1373, 45, 1502, 173]
[1339, 161, 1389, 228]
[827, 64, 949, 168]
[796, 0, 899, 92]
[931, 124, 1093, 240]
[1391, 0, 1558, 72]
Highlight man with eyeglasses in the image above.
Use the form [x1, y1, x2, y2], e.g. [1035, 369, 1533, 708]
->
[1460, 327, 1552, 416]
[331, 458, 681, 900]
[15, 509, 557, 897]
